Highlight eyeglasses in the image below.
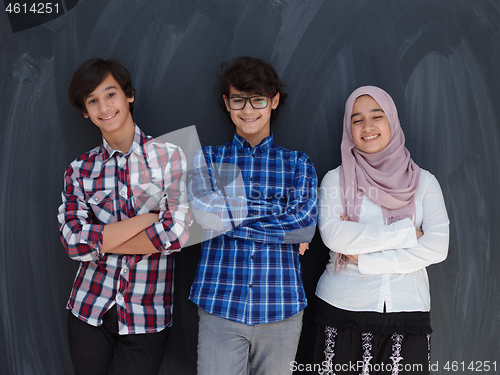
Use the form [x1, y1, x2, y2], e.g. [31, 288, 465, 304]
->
[225, 95, 271, 110]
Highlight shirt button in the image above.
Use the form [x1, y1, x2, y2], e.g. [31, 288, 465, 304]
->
[249, 284, 253, 289]
[121, 191, 126, 196]
[251, 255, 254, 260]
[249, 177, 253, 181]
[94, 197, 99, 202]
[122, 268, 128, 274]
[117, 295, 123, 300]
[120, 163, 125, 168]
[251, 154, 255, 158]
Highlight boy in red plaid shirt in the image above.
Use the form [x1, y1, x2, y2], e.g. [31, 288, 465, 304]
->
[58, 58, 190, 375]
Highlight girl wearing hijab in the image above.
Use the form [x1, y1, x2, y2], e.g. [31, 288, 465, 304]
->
[311, 86, 449, 374]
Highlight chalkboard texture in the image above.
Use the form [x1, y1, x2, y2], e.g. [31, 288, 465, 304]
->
[1, 0, 499, 374]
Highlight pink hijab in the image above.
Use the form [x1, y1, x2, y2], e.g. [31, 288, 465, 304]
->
[335, 86, 421, 270]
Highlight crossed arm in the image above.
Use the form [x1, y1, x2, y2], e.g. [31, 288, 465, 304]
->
[58, 145, 190, 261]
[100, 213, 160, 255]
[318, 169, 449, 273]
[339, 213, 424, 265]
[188, 148, 318, 247]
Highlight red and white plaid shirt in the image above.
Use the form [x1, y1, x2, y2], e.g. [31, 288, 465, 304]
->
[58, 125, 190, 334]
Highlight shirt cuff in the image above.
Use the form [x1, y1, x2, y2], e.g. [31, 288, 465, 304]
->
[145, 222, 172, 254]
[79, 223, 105, 260]
[230, 226, 284, 243]
[378, 218, 418, 249]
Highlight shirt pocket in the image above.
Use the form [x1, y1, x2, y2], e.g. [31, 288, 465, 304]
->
[131, 181, 164, 214]
[87, 189, 115, 223]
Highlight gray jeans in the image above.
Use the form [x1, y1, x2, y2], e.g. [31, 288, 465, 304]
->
[197, 307, 304, 375]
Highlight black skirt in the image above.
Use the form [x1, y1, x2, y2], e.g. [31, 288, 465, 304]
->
[298, 297, 432, 375]
[314, 297, 432, 335]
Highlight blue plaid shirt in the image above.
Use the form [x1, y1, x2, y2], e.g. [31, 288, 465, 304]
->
[189, 133, 318, 325]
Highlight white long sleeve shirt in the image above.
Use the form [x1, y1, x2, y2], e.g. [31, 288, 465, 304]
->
[316, 167, 449, 313]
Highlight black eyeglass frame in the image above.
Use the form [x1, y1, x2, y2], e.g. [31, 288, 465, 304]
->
[224, 94, 272, 110]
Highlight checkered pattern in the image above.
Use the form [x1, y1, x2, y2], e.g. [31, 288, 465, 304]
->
[58, 125, 190, 335]
[189, 133, 318, 325]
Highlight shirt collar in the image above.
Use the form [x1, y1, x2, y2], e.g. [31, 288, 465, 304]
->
[102, 124, 147, 161]
[231, 133, 274, 152]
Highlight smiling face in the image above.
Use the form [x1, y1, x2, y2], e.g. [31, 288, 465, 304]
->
[224, 86, 279, 147]
[83, 74, 135, 148]
[350, 94, 392, 154]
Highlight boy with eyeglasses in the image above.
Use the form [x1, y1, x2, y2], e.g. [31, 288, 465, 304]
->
[189, 56, 318, 375]
[58, 58, 190, 375]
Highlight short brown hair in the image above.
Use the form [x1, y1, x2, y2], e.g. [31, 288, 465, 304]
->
[68, 58, 135, 116]
[219, 56, 288, 121]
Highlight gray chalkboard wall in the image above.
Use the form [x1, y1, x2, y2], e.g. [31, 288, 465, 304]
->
[1, 0, 499, 374]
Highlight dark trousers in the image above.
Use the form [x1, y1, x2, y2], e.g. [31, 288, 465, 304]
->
[67, 306, 170, 375]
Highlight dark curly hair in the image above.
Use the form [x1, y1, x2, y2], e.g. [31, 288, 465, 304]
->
[68, 58, 135, 117]
[219, 56, 288, 121]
